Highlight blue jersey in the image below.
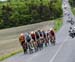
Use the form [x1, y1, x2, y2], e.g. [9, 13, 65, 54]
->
[25, 33, 31, 42]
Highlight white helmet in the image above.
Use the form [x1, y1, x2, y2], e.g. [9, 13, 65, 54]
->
[74, 27, 75, 29]
[50, 28, 53, 31]
[30, 31, 34, 34]
[20, 33, 24, 36]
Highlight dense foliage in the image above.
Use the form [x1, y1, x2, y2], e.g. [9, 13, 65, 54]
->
[69, 0, 75, 7]
[0, 0, 62, 29]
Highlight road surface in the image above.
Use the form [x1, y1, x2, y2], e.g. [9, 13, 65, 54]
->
[2, 0, 75, 62]
[0, 21, 54, 57]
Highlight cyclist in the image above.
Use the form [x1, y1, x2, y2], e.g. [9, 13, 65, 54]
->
[19, 33, 27, 54]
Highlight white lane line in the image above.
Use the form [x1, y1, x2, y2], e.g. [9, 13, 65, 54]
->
[49, 1, 71, 62]
[49, 37, 69, 62]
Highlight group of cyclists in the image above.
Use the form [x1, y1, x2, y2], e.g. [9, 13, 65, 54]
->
[63, 1, 75, 38]
[19, 28, 56, 54]
[69, 27, 75, 38]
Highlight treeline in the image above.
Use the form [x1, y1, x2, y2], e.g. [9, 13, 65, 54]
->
[0, 0, 62, 29]
[69, 0, 75, 7]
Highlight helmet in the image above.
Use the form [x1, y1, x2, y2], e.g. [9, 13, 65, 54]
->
[74, 27, 75, 29]
[25, 32, 29, 36]
[20, 33, 24, 36]
[70, 27, 72, 29]
[38, 29, 40, 32]
[30, 31, 34, 34]
[19, 33, 25, 42]
[50, 28, 53, 31]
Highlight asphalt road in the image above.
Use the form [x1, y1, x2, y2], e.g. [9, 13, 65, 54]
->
[0, 21, 54, 57]
[2, 0, 75, 62]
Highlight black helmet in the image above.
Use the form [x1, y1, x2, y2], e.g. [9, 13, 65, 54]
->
[70, 27, 72, 29]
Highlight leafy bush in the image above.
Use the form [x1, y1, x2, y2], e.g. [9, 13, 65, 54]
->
[69, 0, 75, 7]
[0, 0, 62, 29]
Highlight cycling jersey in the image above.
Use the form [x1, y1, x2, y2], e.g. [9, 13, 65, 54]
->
[38, 30, 43, 37]
[25, 33, 31, 42]
[42, 31, 46, 38]
[31, 33, 36, 41]
[35, 32, 40, 39]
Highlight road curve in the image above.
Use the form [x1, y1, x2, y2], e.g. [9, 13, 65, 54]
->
[2, 0, 75, 62]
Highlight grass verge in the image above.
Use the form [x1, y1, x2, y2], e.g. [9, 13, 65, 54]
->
[72, 8, 75, 15]
[0, 18, 63, 61]
[54, 18, 63, 32]
[0, 49, 23, 61]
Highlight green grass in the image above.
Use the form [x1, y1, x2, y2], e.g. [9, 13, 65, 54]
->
[0, 49, 23, 61]
[0, 18, 63, 61]
[54, 18, 63, 32]
[72, 8, 75, 15]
